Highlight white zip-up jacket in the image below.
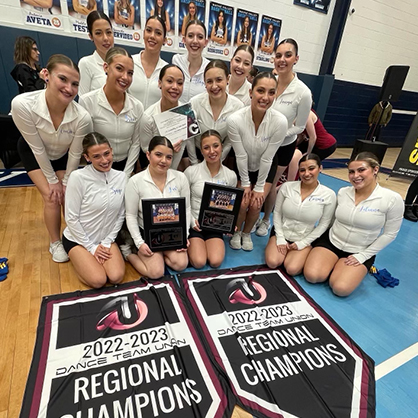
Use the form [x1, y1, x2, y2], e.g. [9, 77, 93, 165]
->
[78, 51, 107, 97]
[189, 92, 244, 164]
[140, 100, 186, 170]
[226, 79, 251, 106]
[330, 184, 404, 263]
[63, 165, 127, 255]
[227, 106, 288, 193]
[172, 53, 209, 103]
[184, 161, 237, 227]
[129, 52, 168, 109]
[125, 167, 191, 248]
[273, 181, 336, 249]
[79, 87, 144, 176]
[11, 89, 92, 185]
[272, 73, 312, 146]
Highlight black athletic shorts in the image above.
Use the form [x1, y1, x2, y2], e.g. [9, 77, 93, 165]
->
[189, 227, 224, 241]
[236, 154, 278, 185]
[112, 158, 128, 172]
[62, 234, 80, 254]
[311, 230, 376, 270]
[18, 136, 68, 173]
[275, 140, 297, 166]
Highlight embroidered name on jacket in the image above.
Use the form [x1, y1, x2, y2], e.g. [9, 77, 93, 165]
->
[359, 206, 380, 213]
[111, 188, 123, 195]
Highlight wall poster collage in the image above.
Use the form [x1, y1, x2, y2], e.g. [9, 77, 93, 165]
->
[17, 0, 288, 66]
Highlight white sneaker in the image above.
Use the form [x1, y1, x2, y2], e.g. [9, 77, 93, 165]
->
[49, 241, 69, 263]
[230, 231, 242, 250]
[241, 233, 253, 251]
[256, 219, 271, 237]
[250, 218, 262, 234]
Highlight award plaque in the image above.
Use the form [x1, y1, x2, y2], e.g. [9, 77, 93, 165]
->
[198, 183, 244, 234]
[142, 198, 187, 252]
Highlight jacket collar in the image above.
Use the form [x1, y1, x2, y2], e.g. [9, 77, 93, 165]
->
[97, 87, 134, 114]
[33, 89, 78, 124]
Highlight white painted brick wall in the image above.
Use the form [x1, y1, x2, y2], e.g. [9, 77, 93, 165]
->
[0, 0, 335, 75]
[334, 0, 418, 92]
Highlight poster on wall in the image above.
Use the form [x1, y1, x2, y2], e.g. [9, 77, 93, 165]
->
[255, 15, 281, 67]
[294, 0, 330, 14]
[233, 9, 258, 49]
[146, 0, 175, 48]
[19, 279, 234, 418]
[108, 0, 142, 43]
[67, 0, 103, 35]
[207, 2, 233, 58]
[20, 0, 63, 30]
[177, 0, 206, 49]
[181, 266, 376, 418]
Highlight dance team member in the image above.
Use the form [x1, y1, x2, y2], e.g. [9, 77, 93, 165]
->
[258, 38, 312, 237]
[79, 47, 143, 176]
[173, 19, 209, 103]
[140, 64, 185, 169]
[181, 1, 197, 36]
[79, 11, 114, 96]
[63, 133, 126, 288]
[297, 108, 337, 161]
[265, 154, 336, 275]
[151, 0, 170, 33]
[114, 0, 135, 28]
[189, 60, 243, 164]
[185, 130, 237, 268]
[227, 72, 287, 251]
[129, 16, 168, 110]
[11, 54, 92, 262]
[11, 36, 45, 94]
[227, 45, 254, 106]
[210, 10, 227, 45]
[125, 136, 190, 279]
[304, 152, 404, 296]
[260, 24, 275, 55]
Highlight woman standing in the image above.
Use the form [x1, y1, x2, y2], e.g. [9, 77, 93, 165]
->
[129, 16, 168, 110]
[181, 1, 197, 36]
[303, 152, 404, 296]
[151, 0, 170, 33]
[185, 130, 237, 268]
[210, 10, 227, 45]
[114, 0, 135, 28]
[260, 24, 275, 55]
[227, 45, 254, 106]
[257, 38, 312, 237]
[189, 60, 244, 165]
[11, 36, 46, 94]
[79, 11, 114, 96]
[227, 72, 288, 251]
[79, 47, 144, 177]
[236, 16, 252, 47]
[265, 154, 336, 275]
[63, 133, 126, 288]
[125, 136, 191, 278]
[140, 64, 185, 170]
[11, 54, 92, 263]
[173, 19, 209, 103]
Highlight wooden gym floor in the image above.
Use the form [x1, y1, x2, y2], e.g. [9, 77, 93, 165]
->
[0, 147, 416, 418]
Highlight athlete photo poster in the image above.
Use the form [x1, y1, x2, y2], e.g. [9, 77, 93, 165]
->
[177, 0, 206, 49]
[146, 0, 175, 47]
[255, 15, 282, 66]
[20, 0, 63, 30]
[108, 0, 142, 43]
[67, 0, 104, 35]
[233, 9, 258, 49]
[207, 2, 234, 58]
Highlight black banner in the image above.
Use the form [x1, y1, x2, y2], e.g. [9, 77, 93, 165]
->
[20, 279, 233, 418]
[180, 266, 375, 418]
[392, 112, 418, 178]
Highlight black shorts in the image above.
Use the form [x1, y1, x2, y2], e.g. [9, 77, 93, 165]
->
[269, 226, 292, 244]
[62, 234, 80, 254]
[138, 149, 149, 170]
[189, 227, 224, 241]
[112, 158, 128, 172]
[311, 230, 376, 270]
[275, 140, 297, 166]
[236, 154, 278, 185]
[18, 136, 68, 173]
